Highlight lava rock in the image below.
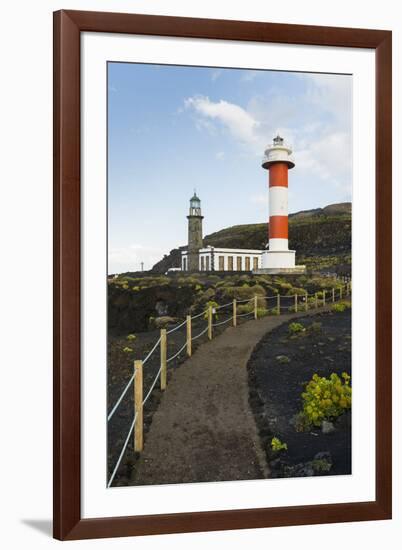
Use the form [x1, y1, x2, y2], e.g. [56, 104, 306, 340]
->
[322, 420, 335, 434]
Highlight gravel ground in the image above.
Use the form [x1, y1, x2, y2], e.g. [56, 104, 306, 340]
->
[128, 309, 334, 486]
[247, 309, 352, 478]
[107, 305, 252, 485]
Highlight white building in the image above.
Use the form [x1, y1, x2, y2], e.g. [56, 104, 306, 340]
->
[181, 246, 263, 272]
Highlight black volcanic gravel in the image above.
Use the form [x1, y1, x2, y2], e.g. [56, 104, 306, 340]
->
[247, 309, 352, 478]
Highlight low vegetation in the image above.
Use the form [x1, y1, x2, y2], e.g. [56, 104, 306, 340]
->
[271, 437, 288, 452]
[109, 268, 350, 334]
[331, 301, 351, 313]
[288, 322, 305, 334]
[301, 372, 352, 427]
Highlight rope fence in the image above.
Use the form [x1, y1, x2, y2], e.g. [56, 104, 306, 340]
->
[212, 316, 234, 327]
[107, 413, 138, 487]
[192, 326, 209, 341]
[166, 341, 188, 364]
[107, 280, 352, 485]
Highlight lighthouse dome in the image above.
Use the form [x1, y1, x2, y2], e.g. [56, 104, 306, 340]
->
[190, 192, 201, 208]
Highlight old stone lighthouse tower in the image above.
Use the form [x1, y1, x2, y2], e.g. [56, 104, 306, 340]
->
[187, 191, 204, 271]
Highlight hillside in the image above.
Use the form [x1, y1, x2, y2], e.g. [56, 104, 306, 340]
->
[151, 203, 351, 274]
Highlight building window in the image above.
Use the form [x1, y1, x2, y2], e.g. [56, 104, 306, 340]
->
[219, 256, 225, 271]
[183, 257, 187, 271]
[245, 257, 250, 271]
[228, 256, 233, 271]
[253, 257, 259, 270]
[201, 256, 205, 271]
[206, 256, 210, 271]
[237, 257, 242, 271]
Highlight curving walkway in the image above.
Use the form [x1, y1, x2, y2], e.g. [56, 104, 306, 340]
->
[132, 309, 330, 486]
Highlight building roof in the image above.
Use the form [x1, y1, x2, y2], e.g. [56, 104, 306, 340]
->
[182, 247, 263, 255]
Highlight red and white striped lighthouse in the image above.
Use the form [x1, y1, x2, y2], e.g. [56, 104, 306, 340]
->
[259, 135, 304, 272]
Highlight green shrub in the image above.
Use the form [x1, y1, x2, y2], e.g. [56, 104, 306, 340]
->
[256, 307, 268, 317]
[122, 346, 133, 353]
[301, 372, 352, 426]
[332, 303, 346, 312]
[288, 322, 305, 334]
[331, 301, 351, 313]
[268, 307, 279, 315]
[222, 284, 266, 303]
[271, 437, 288, 452]
[309, 321, 322, 332]
[176, 276, 200, 285]
[311, 458, 332, 473]
[204, 300, 219, 320]
[126, 334, 136, 341]
[279, 282, 293, 291]
[237, 303, 253, 315]
[197, 288, 216, 305]
[286, 287, 306, 296]
[276, 355, 290, 364]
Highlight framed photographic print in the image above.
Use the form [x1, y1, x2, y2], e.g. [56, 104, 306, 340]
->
[53, 10, 392, 540]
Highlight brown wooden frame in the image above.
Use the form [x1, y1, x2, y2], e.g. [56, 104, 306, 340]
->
[54, 10, 392, 541]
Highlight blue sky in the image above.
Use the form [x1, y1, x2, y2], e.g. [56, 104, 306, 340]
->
[108, 63, 352, 273]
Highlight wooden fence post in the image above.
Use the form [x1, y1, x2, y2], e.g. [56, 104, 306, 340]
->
[160, 329, 167, 391]
[305, 291, 308, 311]
[332, 288, 335, 303]
[134, 360, 143, 452]
[186, 315, 192, 357]
[294, 294, 298, 313]
[277, 294, 280, 315]
[208, 305, 212, 340]
[254, 295, 258, 320]
[315, 292, 318, 309]
[323, 290, 326, 307]
[233, 299, 237, 327]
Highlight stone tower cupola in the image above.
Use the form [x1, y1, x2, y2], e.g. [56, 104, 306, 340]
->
[187, 191, 203, 272]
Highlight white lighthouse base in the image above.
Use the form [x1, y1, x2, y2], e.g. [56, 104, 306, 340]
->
[254, 250, 306, 274]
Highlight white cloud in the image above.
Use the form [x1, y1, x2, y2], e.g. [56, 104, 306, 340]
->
[300, 73, 352, 127]
[183, 73, 352, 191]
[184, 96, 260, 146]
[241, 70, 260, 83]
[210, 69, 222, 81]
[297, 130, 351, 195]
[184, 95, 297, 157]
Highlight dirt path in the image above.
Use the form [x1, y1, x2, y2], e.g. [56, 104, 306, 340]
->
[133, 309, 332, 486]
